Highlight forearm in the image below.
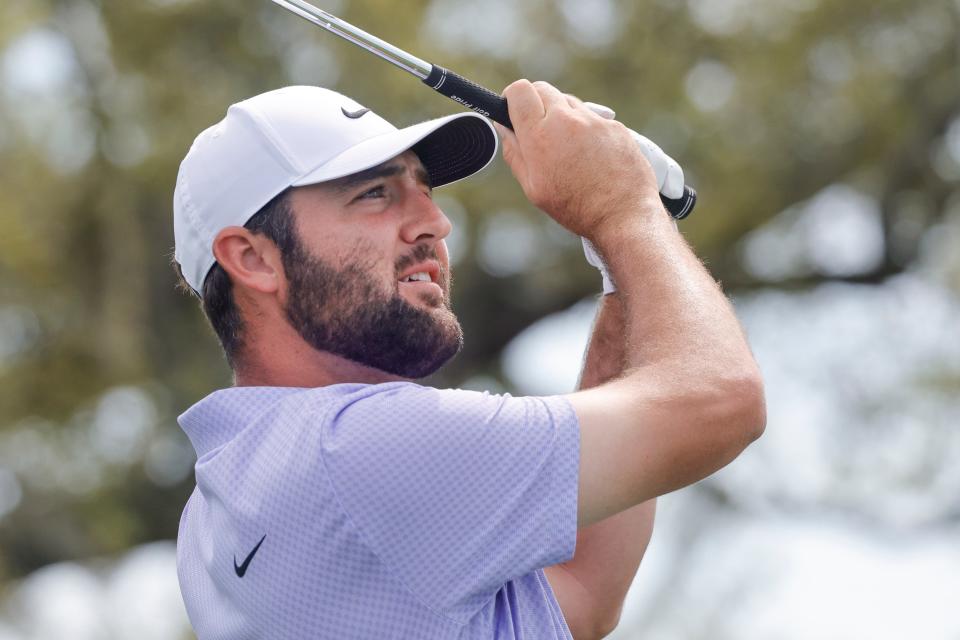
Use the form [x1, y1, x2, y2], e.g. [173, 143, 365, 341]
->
[553, 501, 655, 637]
[554, 294, 657, 637]
[590, 206, 761, 386]
[577, 293, 626, 389]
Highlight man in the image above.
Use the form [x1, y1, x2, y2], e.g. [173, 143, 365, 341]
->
[172, 81, 765, 639]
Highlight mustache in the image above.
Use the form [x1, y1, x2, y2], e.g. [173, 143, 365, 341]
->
[394, 243, 441, 277]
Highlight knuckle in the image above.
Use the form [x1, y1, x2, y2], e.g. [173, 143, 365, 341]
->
[504, 78, 532, 94]
[609, 119, 629, 134]
[554, 108, 586, 127]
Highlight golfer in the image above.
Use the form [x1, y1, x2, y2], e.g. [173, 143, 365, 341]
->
[172, 80, 765, 639]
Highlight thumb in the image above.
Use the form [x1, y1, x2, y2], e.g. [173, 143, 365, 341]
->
[494, 122, 529, 187]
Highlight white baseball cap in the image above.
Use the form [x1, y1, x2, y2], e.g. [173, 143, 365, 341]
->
[173, 85, 498, 293]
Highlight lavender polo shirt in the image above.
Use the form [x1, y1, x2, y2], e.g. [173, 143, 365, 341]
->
[176, 382, 580, 639]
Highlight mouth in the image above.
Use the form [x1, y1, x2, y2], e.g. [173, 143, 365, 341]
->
[398, 261, 443, 298]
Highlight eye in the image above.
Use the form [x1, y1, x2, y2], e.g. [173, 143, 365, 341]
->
[355, 185, 386, 201]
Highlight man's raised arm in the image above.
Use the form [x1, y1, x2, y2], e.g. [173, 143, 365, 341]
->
[496, 79, 766, 529]
[545, 294, 658, 639]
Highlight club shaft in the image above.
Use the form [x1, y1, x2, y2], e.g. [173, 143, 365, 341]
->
[271, 0, 433, 79]
[269, 0, 699, 220]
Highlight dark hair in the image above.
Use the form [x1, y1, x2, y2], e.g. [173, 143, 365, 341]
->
[173, 190, 297, 367]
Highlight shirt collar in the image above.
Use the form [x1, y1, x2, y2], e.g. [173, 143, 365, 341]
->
[177, 387, 307, 457]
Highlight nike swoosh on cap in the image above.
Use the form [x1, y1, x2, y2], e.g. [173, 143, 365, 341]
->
[341, 107, 371, 119]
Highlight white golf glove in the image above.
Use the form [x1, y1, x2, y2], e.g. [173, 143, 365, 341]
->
[581, 102, 684, 295]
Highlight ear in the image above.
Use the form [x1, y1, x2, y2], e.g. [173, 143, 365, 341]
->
[212, 226, 284, 295]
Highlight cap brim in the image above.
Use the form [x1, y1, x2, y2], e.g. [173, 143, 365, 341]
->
[292, 112, 498, 189]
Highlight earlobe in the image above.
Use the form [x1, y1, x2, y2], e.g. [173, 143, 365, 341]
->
[212, 227, 282, 295]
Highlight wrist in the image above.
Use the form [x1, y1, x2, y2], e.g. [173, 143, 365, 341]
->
[587, 197, 665, 247]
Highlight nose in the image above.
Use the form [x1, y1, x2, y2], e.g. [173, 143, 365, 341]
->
[399, 186, 453, 246]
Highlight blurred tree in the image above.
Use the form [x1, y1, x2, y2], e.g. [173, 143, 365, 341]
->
[0, 0, 956, 592]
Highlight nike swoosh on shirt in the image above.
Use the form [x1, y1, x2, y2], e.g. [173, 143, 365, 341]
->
[341, 107, 371, 119]
[234, 534, 267, 578]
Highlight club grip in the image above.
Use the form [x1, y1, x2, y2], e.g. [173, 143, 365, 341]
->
[423, 66, 513, 129]
[423, 65, 697, 220]
[661, 187, 698, 220]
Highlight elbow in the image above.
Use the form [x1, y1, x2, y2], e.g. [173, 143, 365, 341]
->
[693, 362, 766, 458]
[595, 607, 623, 639]
[578, 606, 623, 640]
[729, 366, 767, 446]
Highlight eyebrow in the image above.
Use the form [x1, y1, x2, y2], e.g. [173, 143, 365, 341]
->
[327, 160, 433, 195]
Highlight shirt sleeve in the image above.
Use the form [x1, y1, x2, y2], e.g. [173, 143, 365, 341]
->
[319, 383, 580, 623]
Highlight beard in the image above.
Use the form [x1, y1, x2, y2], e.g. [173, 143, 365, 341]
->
[281, 238, 464, 379]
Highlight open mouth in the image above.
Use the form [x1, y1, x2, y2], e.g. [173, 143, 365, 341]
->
[399, 271, 433, 284]
[397, 263, 444, 299]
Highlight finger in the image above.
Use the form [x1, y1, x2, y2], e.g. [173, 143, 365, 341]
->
[531, 80, 570, 115]
[493, 121, 518, 147]
[494, 122, 529, 185]
[562, 93, 612, 124]
[583, 101, 616, 120]
[564, 93, 584, 109]
[502, 79, 546, 128]
[566, 94, 608, 120]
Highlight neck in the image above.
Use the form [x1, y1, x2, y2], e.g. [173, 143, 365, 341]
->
[232, 338, 407, 389]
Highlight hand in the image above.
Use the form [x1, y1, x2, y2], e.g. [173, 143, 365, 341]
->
[579, 101, 683, 295]
[583, 102, 686, 201]
[496, 80, 662, 239]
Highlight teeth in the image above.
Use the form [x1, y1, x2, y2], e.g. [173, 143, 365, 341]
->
[402, 272, 431, 283]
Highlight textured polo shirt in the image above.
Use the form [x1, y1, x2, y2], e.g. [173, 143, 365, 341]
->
[176, 382, 580, 639]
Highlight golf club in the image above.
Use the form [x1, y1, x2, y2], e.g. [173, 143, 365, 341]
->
[270, 0, 698, 220]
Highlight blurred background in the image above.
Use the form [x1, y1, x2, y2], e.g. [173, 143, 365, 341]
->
[1, 0, 958, 637]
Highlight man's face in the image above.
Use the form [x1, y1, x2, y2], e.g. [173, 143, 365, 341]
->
[278, 151, 463, 379]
